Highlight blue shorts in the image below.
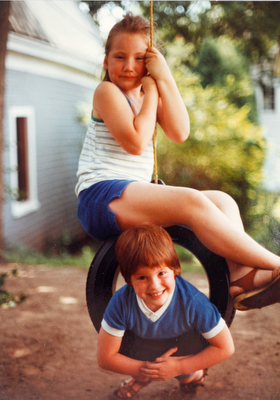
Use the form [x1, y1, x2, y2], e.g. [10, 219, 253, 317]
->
[77, 179, 133, 241]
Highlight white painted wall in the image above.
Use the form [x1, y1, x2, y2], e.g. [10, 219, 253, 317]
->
[255, 81, 280, 191]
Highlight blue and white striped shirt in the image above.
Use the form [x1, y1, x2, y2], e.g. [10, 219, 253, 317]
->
[75, 115, 154, 196]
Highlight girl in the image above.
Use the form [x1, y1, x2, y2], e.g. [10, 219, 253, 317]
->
[75, 13, 280, 311]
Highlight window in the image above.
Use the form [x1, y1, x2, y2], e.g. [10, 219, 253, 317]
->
[262, 85, 275, 110]
[9, 107, 40, 218]
[16, 117, 29, 201]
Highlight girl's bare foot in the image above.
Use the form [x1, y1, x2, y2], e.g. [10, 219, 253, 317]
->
[230, 268, 280, 311]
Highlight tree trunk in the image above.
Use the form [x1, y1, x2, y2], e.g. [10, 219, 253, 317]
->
[0, 1, 11, 260]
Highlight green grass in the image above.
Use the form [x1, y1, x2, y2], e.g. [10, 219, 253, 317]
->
[3, 245, 96, 269]
[180, 260, 204, 274]
[3, 243, 205, 275]
[174, 244, 205, 275]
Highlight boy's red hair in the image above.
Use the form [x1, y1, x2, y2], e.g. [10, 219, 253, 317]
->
[115, 224, 181, 285]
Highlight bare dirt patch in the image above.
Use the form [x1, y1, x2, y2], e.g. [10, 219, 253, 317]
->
[0, 264, 280, 400]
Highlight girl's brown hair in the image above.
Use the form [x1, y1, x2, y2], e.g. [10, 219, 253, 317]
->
[115, 224, 181, 285]
[103, 12, 154, 82]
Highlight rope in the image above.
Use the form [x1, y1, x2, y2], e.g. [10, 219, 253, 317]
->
[149, 0, 154, 47]
[150, 1, 158, 184]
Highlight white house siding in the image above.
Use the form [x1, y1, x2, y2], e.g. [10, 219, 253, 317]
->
[3, 69, 95, 250]
[256, 84, 280, 191]
[2, 0, 103, 251]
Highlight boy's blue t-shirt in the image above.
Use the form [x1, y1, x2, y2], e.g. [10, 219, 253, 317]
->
[102, 275, 225, 340]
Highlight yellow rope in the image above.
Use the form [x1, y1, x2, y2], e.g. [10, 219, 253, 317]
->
[150, 1, 158, 184]
[150, 0, 154, 47]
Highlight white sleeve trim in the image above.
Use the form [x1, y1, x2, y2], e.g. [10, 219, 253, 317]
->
[101, 319, 125, 337]
[202, 318, 226, 340]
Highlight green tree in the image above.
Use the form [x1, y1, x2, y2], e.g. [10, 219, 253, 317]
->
[140, 1, 280, 63]
[247, 189, 280, 255]
[194, 36, 258, 123]
[140, 1, 279, 125]
[157, 38, 265, 226]
[84, 0, 111, 16]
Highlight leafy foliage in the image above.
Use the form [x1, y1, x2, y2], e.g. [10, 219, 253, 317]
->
[248, 190, 280, 255]
[194, 36, 258, 123]
[83, 1, 113, 17]
[0, 269, 26, 308]
[157, 38, 266, 225]
[140, 1, 280, 63]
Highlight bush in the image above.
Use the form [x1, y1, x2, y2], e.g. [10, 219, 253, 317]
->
[0, 269, 26, 308]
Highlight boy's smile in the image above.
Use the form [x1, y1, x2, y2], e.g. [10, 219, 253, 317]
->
[130, 263, 176, 312]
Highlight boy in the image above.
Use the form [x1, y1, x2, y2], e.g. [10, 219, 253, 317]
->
[97, 224, 234, 398]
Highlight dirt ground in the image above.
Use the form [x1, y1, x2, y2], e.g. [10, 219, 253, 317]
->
[0, 263, 280, 400]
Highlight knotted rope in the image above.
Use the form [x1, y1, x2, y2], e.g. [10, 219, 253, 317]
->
[150, 1, 158, 184]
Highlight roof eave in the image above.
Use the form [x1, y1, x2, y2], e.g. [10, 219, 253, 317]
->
[7, 31, 102, 78]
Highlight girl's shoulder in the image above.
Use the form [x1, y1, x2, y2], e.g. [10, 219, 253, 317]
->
[93, 81, 128, 108]
[94, 81, 120, 98]
[93, 82, 133, 119]
[93, 82, 125, 119]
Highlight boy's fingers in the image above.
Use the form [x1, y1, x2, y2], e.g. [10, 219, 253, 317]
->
[140, 367, 158, 377]
[159, 347, 178, 359]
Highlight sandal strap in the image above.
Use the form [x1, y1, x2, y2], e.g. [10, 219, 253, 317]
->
[272, 267, 280, 281]
[231, 267, 280, 293]
[233, 273, 280, 311]
[115, 378, 150, 398]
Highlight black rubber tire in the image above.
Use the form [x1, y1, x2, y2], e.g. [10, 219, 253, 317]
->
[86, 225, 235, 334]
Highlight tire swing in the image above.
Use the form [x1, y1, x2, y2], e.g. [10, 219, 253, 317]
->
[86, 225, 235, 360]
[86, 1, 235, 361]
[86, 225, 235, 328]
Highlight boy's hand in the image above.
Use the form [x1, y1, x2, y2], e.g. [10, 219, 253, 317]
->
[145, 47, 172, 82]
[140, 347, 183, 381]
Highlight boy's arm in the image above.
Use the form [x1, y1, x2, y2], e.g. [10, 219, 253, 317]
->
[140, 325, 234, 381]
[97, 327, 147, 380]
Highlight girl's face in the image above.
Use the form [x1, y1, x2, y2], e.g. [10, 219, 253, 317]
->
[104, 32, 148, 92]
[130, 263, 176, 312]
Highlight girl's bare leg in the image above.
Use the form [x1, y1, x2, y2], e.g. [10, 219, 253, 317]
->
[109, 183, 280, 282]
[201, 190, 276, 296]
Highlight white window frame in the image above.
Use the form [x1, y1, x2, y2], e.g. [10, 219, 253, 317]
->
[9, 106, 40, 218]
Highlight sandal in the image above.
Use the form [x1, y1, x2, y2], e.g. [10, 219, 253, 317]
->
[232, 267, 280, 311]
[114, 378, 151, 398]
[178, 369, 208, 393]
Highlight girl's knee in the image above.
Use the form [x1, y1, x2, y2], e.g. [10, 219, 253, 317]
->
[218, 191, 239, 210]
[206, 190, 239, 212]
[185, 188, 211, 212]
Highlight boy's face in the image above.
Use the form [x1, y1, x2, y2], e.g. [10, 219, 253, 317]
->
[130, 263, 176, 312]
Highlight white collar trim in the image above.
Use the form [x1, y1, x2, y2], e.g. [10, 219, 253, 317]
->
[136, 286, 175, 322]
